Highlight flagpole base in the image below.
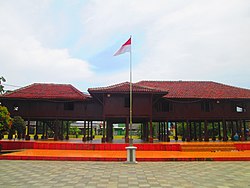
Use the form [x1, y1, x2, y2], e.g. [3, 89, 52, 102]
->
[124, 146, 137, 164]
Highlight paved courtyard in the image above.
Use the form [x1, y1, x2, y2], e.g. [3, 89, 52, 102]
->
[0, 160, 249, 188]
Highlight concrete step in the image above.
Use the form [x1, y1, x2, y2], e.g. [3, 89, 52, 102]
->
[181, 146, 237, 152]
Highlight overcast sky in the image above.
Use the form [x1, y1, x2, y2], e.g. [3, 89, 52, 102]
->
[0, 0, 250, 92]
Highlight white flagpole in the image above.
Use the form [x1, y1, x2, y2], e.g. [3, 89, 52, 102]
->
[129, 35, 133, 146]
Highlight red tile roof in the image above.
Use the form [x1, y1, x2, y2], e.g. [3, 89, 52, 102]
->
[137, 81, 250, 99]
[1, 83, 89, 100]
[88, 82, 168, 94]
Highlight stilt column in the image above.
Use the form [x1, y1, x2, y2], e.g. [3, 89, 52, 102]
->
[25, 120, 31, 140]
[212, 122, 216, 141]
[198, 121, 202, 141]
[34, 121, 38, 140]
[82, 121, 87, 142]
[149, 119, 153, 143]
[65, 121, 69, 140]
[218, 121, 222, 140]
[182, 121, 185, 141]
[175, 122, 178, 141]
[194, 122, 197, 141]
[186, 120, 191, 142]
[204, 120, 209, 141]
[222, 120, 228, 141]
[101, 120, 106, 143]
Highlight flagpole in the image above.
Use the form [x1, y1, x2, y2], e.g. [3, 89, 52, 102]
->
[129, 35, 133, 146]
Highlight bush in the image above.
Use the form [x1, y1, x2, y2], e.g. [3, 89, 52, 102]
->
[0, 106, 12, 138]
[12, 116, 25, 139]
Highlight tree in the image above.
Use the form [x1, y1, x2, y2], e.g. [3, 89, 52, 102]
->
[12, 116, 26, 139]
[0, 76, 6, 94]
[69, 126, 81, 138]
[0, 105, 12, 139]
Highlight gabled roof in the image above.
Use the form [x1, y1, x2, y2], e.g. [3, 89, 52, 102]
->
[0, 83, 89, 100]
[88, 82, 168, 94]
[137, 81, 250, 99]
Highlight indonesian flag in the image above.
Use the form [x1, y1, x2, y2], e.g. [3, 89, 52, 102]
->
[114, 37, 131, 56]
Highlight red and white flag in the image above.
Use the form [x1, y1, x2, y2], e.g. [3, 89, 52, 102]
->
[114, 37, 131, 56]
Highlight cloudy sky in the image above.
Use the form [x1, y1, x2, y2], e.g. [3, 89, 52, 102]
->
[0, 0, 250, 92]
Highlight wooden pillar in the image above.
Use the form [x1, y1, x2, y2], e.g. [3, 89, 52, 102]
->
[243, 120, 247, 141]
[236, 120, 239, 135]
[161, 122, 164, 141]
[198, 121, 202, 141]
[222, 120, 228, 141]
[158, 122, 162, 141]
[65, 121, 69, 140]
[212, 121, 216, 141]
[189, 121, 193, 141]
[204, 120, 209, 141]
[166, 121, 170, 142]
[87, 121, 90, 141]
[158, 122, 160, 140]
[218, 121, 222, 140]
[58, 121, 61, 140]
[111, 122, 113, 141]
[186, 120, 190, 142]
[158, 122, 161, 141]
[175, 122, 178, 141]
[41, 121, 45, 140]
[59, 121, 64, 140]
[101, 120, 106, 143]
[34, 121, 38, 140]
[194, 122, 197, 141]
[90, 121, 93, 140]
[106, 121, 113, 142]
[182, 121, 185, 141]
[236, 120, 241, 141]
[25, 120, 31, 140]
[82, 121, 86, 142]
[160, 122, 163, 141]
[106, 121, 109, 142]
[231, 121, 234, 141]
[149, 119, 153, 143]
[162, 122, 164, 141]
[146, 122, 149, 142]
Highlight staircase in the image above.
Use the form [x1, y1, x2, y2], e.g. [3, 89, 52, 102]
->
[181, 143, 237, 152]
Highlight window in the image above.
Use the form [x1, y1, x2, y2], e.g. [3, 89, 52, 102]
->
[124, 97, 129, 108]
[236, 106, 243, 113]
[155, 99, 173, 112]
[235, 103, 246, 113]
[64, 102, 74, 111]
[162, 101, 172, 112]
[201, 101, 212, 112]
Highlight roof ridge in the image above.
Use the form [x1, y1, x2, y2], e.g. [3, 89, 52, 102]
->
[138, 80, 215, 83]
[1, 83, 35, 97]
[134, 82, 168, 92]
[209, 81, 250, 91]
[88, 82, 130, 91]
[32, 83, 72, 86]
[1, 83, 89, 100]
[88, 81, 168, 94]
